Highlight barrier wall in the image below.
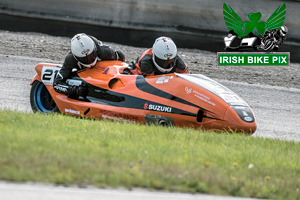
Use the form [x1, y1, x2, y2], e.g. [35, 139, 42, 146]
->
[0, 0, 299, 39]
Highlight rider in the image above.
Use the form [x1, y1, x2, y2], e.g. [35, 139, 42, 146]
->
[125, 36, 189, 75]
[53, 33, 125, 97]
[259, 26, 288, 51]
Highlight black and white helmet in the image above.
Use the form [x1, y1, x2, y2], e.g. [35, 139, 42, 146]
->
[152, 37, 177, 73]
[71, 33, 98, 68]
[280, 26, 288, 37]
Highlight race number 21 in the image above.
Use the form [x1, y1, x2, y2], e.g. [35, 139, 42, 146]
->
[41, 66, 59, 85]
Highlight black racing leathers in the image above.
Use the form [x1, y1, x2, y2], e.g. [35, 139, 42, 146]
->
[53, 36, 124, 95]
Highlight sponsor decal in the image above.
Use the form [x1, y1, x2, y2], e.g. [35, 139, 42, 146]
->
[143, 103, 172, 113]
[100, 109, 138, 123]
[102, 115, 136, 123]
[185, 87, 192, 94]
[156, 76, 173, 84]
[185, 87, 216, 106]
[65, 108, 80, 115]
[81, 49, 90, 55]
[54, 85, 67, 92]
[219, 3, 289, 66]
[103, 67, 110, 74]
[66, 79, 82, 86]
[242, 110, 253, 121]
[232, 106, 255, 123]
[244, 117, 253, 122]
[144, 103, 149, 109]
[242, 111, 249, 116]
[164, 53, 173, 58]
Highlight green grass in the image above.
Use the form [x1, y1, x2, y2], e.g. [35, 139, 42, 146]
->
[0, 110, 299, 199]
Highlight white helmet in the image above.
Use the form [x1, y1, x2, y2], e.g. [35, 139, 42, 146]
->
[71, 33, 98, 68]
[280, 26, 288, 37]
[152, 37, 177, 73]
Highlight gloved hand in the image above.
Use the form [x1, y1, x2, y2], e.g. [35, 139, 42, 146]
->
[116, 50, 125, 62]
[68, 85, 88, 97]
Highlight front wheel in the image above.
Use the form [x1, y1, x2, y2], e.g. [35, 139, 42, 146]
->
[30, 81, 59, 113]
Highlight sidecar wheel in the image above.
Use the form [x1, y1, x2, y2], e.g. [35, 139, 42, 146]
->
[30, 81, 59, 113]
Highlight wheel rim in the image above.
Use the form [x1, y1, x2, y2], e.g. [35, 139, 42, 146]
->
[34, 82, 57, 113]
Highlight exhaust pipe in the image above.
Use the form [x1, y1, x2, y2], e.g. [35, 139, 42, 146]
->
[145, 115, 174, 126]
[158, 119, 167, 126]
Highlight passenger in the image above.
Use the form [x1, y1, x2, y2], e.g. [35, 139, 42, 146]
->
[53, 33, 125, 97]
[124, 36, 189, 75]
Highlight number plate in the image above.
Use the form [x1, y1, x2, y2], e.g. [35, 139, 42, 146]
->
[41, 66, 59, 85]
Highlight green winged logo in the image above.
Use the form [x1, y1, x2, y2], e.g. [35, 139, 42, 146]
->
[223, 3, 286, 37]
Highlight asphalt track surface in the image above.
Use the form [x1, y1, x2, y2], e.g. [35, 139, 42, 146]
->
[0, 54, 299, 200]
[0, 181, 261, 200]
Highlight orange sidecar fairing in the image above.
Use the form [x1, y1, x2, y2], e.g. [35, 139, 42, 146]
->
[31, 61, 257, 134]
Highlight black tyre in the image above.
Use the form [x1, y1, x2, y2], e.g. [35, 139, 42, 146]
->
[30, 81, 59, 113]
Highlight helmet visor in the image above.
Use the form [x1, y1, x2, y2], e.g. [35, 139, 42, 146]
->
[76, 49, 98, 65]
[280, 30, 287, 36]
[154, 56, 175, 69]
[81, 58, 98, 68]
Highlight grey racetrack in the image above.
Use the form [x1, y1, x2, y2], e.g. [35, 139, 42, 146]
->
[0, 54, 299, 142]
[0, 181, 261, 200]
[0, 53, 298, 200]
[0, 32, 299, 200]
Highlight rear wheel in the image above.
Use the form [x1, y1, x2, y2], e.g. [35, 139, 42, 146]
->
[30, 81, 59, 113]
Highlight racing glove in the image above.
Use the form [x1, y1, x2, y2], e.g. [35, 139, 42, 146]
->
[122, 62, 135, 74]
[116, 50, 125, 61]
[68, 85, 88, 97]
[122, 68, 130, 74]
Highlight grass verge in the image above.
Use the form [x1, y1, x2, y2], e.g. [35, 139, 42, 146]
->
[0, 110, 299, 199]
